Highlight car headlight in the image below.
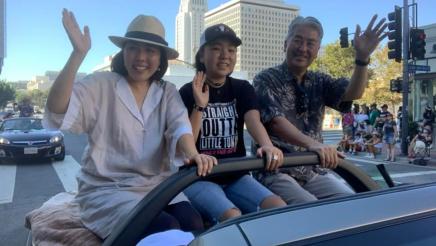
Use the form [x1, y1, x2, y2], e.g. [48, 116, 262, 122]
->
[0, 137, 10, 145]
[50, 135, 63, 143]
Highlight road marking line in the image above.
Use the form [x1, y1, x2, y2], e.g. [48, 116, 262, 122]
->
[0, 165, 17, 204]
[372, 170, 436, 180]
[52, 155, 81, 193]
[345, 157, 385, 165]
[346, 157, 436, 179]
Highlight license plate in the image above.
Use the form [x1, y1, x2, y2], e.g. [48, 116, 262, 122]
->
[24, 147, 38, 154]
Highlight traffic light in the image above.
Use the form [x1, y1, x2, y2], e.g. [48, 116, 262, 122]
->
[410, 28, 426, 60]
[390, 79, 401, 93]
[339, 27, 348, 48]
[387, 6, 402, 62]
[390, 78, 410, 93]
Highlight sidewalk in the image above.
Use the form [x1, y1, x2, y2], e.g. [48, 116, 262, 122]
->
[345, 144, 436, 167]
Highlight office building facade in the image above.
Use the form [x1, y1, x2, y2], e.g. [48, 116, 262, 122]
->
[205, 0, 299, 80]
[412, 23, 436, 120]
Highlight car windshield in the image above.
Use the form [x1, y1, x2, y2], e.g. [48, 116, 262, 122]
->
[0, 118, 43, 131]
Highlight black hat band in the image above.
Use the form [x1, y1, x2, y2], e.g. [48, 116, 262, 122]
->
[125, 31, 168, 46]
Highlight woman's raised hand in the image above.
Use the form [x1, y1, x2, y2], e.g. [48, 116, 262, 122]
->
[62, 9, 91, 55]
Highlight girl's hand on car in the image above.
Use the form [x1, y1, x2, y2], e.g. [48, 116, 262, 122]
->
[62, 9, 91, 56]
[184, 153, 218, 176]
[257, 145, 283, 171]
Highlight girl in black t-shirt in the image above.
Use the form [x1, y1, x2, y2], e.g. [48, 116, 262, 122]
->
[179, 24, 286, 223]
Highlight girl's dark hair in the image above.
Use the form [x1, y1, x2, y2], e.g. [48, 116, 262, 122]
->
[194, 46, 206, 72]
[111, 44, 169, 82]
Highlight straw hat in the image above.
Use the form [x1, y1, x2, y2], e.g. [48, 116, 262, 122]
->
[109, 15, 178, 59]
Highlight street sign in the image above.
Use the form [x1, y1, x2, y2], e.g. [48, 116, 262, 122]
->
[408, 64, 431, 72]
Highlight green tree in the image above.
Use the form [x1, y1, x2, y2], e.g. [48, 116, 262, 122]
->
[311, 41, 355, 78]
[357, 45, 402, 114]
[311, 41, 357, 119]
[0, 80, 16, 109]
[312, 43, 402, 114]
[15, 90, 29, 104]
[29, 89, 49, 110]
[15, 89, 49, 111]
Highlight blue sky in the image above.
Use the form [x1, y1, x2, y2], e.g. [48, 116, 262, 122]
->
[2, 0, 435, 81]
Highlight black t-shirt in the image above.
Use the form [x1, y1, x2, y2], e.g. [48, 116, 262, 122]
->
[179, 77, 258, 159]
[383, 120, 396, 135]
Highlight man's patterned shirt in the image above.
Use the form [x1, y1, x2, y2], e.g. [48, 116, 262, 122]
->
[253, 61, 352, 181]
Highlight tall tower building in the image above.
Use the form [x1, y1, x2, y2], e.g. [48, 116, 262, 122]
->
[175, 0, 208, 65]
[205, 0, 299, 80]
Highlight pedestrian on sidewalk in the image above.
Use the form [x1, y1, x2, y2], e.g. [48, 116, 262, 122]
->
[368, 103, 380, 126]
[365, 131, 382, 159]
[383, 113, 398, 161]
[423, 105, 434, 131]
[349, 132, 365, 155]
[341, 109, 354, 137]
[380, 104, 390, 121]
[338, 133, 352, 152]
[397, 105, 402, 138]
[352, 104, 360, 138]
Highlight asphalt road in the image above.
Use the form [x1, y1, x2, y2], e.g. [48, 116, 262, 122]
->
[0, 132, 86, 245]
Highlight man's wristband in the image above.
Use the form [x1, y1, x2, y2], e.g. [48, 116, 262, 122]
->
[355, 58, 370, 66]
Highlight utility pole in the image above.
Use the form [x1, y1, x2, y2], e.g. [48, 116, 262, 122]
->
[401, 0, 410, 155]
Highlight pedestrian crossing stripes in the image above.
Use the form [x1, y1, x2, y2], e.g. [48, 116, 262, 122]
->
[52, 155, 81, 193]
[0, 155, 80, 204]
[0, 165, 16, 204]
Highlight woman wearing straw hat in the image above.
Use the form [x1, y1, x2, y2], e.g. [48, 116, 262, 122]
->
[44, 9, 217, 239]
[179, 24, 286, 223]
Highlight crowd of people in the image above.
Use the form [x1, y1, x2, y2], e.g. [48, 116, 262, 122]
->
[339, 102, 434, 162]
[408, 106, 434, 163]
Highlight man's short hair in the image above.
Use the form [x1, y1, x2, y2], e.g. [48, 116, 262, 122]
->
[285, 16, 324, 41]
